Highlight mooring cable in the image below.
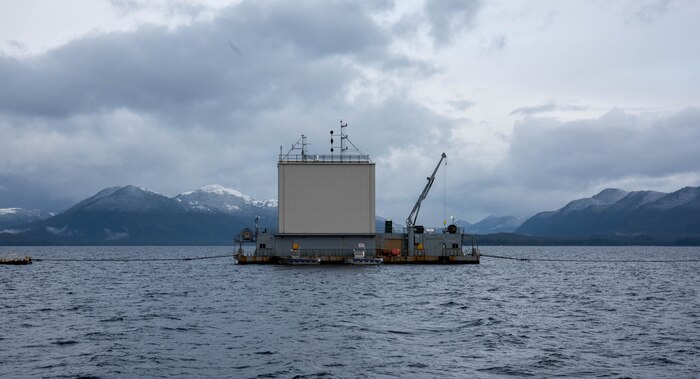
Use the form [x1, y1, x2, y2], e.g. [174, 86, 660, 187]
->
[480, 253, 700, 263]
[17, 253, 700, 264]
[32, 254, 235, 262]
[480, 254, 531, 261]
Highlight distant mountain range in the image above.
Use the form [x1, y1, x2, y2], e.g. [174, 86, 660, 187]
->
[456, 215, 527, 234]
[2, 185, 699, 245]
[0, 185, 277, 245]
[0, 208, 54, 230]
[516, 187, 700, 239]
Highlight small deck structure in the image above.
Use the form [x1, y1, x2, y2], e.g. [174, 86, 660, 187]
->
[0, 256, 33, 265]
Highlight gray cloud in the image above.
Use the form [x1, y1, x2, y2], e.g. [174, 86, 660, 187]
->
[108, 0, 210, 20]
[46, 225, 71, 236]
[226, 40, 242, 55]
[507, 108, 700, 187]
[0, 0, 449, 213]
[1, 1, 699, 226]
[424, 0, 482, 46]
[0, 1, 398, 121]
[140, 106, 700, 223]
[448, 99, 475, 111]
[630, 0, 671, 25]
[0, 175, 75, 211]
[481, 34, 507, 53]
[3, 39, 25, 50]
[510, 102, 589, 116]
[431, 108, 700, 220]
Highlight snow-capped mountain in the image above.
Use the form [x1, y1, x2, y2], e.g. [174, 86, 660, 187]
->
[559, 188, 628, 214]
[175, 185, 278, 219]
[517, 186, 700, 237]
[59, 184, 276, 216]
[647, 186, 700, 210]
[466, 215, 526, 234]
[608, 190, 665, 211]
[2, 184, 277, 245]
[65, 185, 178, 213]
[0, 208, 53, 229]
[454, 219, 473, 229]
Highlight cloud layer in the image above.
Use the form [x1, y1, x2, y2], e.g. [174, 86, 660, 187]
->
[445, 108, 700, 219]
[1, 0, 699, 224]
[0, 0, 448, 210]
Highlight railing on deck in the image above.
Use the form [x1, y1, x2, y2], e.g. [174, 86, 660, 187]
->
[279, 154, 371, 163]
[410, 248, 466, 257]
[253, 248, 380, 258]
[382, 226, 467, 234]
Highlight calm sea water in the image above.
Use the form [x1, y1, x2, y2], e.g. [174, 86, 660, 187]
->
[0, 246, 698, 378]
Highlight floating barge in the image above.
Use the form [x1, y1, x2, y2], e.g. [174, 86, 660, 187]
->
[237, 252, 479, 265]
[235, 123, 480, 265]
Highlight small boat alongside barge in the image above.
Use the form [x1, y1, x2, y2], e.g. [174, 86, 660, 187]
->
[344, 245, 382, 265]
[279, 255, 321, 265]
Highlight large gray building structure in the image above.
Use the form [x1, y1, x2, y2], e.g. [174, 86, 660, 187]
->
[278, 158, 375, 234]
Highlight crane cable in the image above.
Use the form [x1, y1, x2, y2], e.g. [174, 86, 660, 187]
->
[443, 156, 447, 226]
[26, 254, 700, 264]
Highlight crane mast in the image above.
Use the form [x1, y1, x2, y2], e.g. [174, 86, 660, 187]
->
[406, 152, 447, 228]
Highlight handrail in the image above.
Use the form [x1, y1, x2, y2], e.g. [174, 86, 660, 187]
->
[279, 154, 371, 163]
[382, 226, 465, 234]
[254, 248, 381, 258]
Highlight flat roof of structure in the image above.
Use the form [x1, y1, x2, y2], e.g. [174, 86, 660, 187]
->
[278, 154, 372, 164]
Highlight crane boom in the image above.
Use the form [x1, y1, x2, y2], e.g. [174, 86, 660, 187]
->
[406, 152, 447, 228]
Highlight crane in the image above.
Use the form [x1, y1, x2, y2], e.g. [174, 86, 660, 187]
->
[406, 152, 447, 228]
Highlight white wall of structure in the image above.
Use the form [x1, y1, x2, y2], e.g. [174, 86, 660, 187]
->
[278, 162, 375, 234]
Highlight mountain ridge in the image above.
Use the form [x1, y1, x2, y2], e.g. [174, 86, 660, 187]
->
[0, 185, 276, 245]
[0, 208, 54, 230]
[454, 215, 525, 234]
[2, 185, 700, 245]
[516, 186, 700, 237]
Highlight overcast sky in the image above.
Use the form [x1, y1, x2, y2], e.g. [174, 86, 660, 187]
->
[1, 0, 699, 225]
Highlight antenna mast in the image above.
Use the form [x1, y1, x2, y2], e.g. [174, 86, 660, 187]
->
[340, 121, 348, 158]
[301, 134, 308, 160]
[280, 135, 309, 161]
[332, 120, 348, 160]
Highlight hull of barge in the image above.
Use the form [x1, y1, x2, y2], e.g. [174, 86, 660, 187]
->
[236, 253, 479, 265]
[235, 231, 480, 265]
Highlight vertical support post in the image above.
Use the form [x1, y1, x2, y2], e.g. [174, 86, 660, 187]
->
[407, 227, 415, 257]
